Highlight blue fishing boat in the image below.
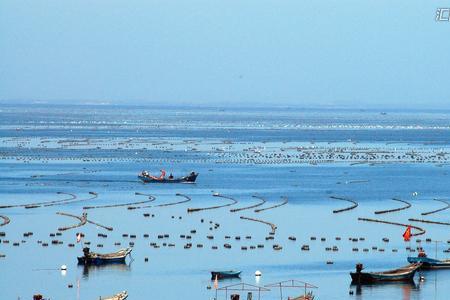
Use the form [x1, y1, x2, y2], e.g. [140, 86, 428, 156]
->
[138, 170, 198, 183]
[407, 252, 450, 269]
[211, 270, 241, 280]
[77, 247, 132, 265]
[350, 263, 421, 284]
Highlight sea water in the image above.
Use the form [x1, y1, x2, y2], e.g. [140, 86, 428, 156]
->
[0, 104, 449, 300]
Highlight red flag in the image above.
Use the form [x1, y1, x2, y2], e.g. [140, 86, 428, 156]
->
[403, 226, 411, 241]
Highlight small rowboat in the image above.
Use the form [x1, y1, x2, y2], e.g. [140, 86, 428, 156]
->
[211, 270, 241, 280]
[78, 247, 132, 265]
[350, 263, 421, 284]
[408, 256, 450, 269]
[99, 291, 128, 300]
[138, 171, 198, 183]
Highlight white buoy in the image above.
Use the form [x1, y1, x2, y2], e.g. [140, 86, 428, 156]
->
[61, 265, 67, 271]
[255, 270, 262, 276]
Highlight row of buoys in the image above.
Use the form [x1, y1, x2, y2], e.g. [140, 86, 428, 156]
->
[45, 192, 98, 207]
[374, 198, 411, 214]
[358, 217, 426, 236]
[230, 195, 266, 212]
[421, 199, 450, 215]
[154, 193, 191, 207]
[57, 212, 113, 231]
[3, 230, 448, 254]
[330, 196, 358, 213]
[7, 150, 448, 165]
[239, 216, 277, 234]
[187, 193, 238, 213]
[408, 218, 450, 226]
[0, 192, 76, 209]
[215, 147, 449, 163]
[56, 212, 87, 231]
[254, 196, 288, 213]
[84, 195, 155, 209]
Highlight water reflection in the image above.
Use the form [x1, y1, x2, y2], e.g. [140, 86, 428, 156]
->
[80, 262, 132, 279]
[350, 281, 418, 300]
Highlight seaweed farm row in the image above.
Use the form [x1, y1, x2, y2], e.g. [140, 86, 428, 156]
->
[1, 138, 449, 166]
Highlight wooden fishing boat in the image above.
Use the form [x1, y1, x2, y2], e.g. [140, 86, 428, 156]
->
[77, 247, 132, 265]
[407, 256, 450, 269]
[289, 291, 315, 300]
[138, 170, 198, 183]
[350, 263, 421, 284]
[99, 291, 128, 300]
[211, 270, 242, 280]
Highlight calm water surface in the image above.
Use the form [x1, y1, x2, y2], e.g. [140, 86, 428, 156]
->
[0, 105, 449, 300]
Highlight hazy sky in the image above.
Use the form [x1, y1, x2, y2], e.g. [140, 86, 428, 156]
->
[1, 1, 450, 108]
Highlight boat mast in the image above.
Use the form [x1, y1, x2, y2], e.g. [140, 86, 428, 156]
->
[433, 240, 444, 259]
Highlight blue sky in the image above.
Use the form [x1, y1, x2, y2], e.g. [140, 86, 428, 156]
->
[1, 1, 449, 108]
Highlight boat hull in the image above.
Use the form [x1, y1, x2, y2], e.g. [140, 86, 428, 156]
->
[350, 271, 416, 284]
[100, 291, 128, 300]
[211, 271, 241, 280]
[407, 256, 450, 269]
[77, 256, 127, 265]
[350, 264, 420, 284]
[77, 248, 132, 265]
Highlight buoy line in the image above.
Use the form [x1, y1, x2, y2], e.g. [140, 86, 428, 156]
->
[57, 212, 87, 231]
[240, 216, 277, 234]
[187, 193, 237, 213]
[254, 196, 288, 213]
[0, 192, 76, 209]
[155, 193, 191, 207]
[44, 192, 98, 207]
[408, 218, 450, 226]
[374, 198, 411, 214]
[330, 196, 358, 213]
[421, 199, 450, 216]
[83, 195, 155, 209]
[358, 217, 426, 236]
[230, 195, 266, 212]
[56, 212, 113, 231]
